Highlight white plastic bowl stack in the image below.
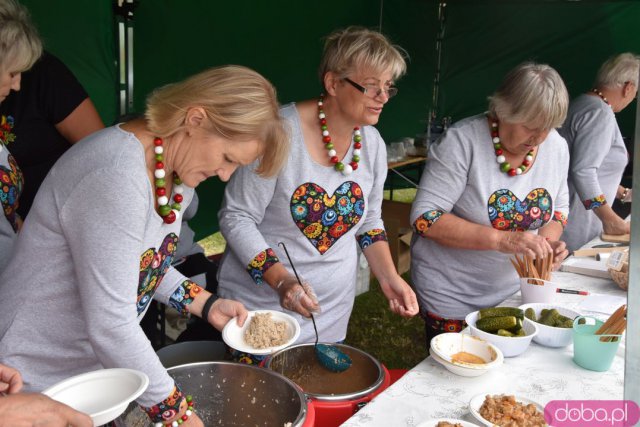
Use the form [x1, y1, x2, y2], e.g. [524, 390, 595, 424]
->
[519, 303, 581, 347]
[430, 332, 504, 377]
[465, 310, 538, 357]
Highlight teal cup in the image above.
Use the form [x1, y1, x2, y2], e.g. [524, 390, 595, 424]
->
[572, 316, 622, 372]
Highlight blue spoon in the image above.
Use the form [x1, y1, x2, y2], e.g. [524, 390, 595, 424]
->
[278, 242, 352, 373]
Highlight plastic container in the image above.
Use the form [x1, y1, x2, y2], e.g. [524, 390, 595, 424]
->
[519, 303, 581, 348]
[573, 316, 622, 372]
[264, 343, 390, 427]
[519, 277, 556, 304]
[430, 333, 503, 377]
[465, 310, 537, 357]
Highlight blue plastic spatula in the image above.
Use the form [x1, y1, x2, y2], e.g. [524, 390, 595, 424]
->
[278, 242, 352, 373]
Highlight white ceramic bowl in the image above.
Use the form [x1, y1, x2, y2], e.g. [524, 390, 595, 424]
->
[417, 419, 481, 427]
[222, 310, 301, 355]
[519, 277, 557, 304]
[468, 393, 545, 427]
[430, 332, 503, 377]
[465, 310, 537, 357]
[43, 368, 148, 426]
[519, 303, 581, 347]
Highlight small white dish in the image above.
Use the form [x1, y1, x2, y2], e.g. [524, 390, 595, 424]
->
[222, 309, 300, 355]
[468, 393, 545, 427]
[43, 368, 148, 426]
[430, 333, 503, 377]
[416, 418, 481, 427]
[431, 353, 488, 377]
[519, 303, 581, 347]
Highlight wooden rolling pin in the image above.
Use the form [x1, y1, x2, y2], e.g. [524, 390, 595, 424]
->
[601, 233, 630, 244]
[573, 246, 628, 257]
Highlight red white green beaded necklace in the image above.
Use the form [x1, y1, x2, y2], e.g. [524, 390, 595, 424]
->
[153, 137, 183, 224]
[490, 119, 534, 177]
[591, 88, 611, 107]
[318, 95, 362, 176]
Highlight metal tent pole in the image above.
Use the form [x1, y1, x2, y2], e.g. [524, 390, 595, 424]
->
[114, 0, 137, 117]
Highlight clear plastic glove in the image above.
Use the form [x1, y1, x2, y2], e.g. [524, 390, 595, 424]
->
[276, 275, 320, 318]
[497, 230, 553, 259]
[622, 188, 632, 203]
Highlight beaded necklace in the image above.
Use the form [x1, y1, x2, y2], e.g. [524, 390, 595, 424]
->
[153, 137, 183, 224]
[490, 119, 534, 177]
[317, 95, 362, 176]
[591, 88, 611, 107]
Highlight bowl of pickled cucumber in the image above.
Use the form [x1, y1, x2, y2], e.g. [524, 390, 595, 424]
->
[465, 307, 538, 357]
[518, 303, 581, 348]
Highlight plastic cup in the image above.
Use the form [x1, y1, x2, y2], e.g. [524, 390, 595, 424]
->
[519, 277, 556, 304]
[572, 316, 622, 372]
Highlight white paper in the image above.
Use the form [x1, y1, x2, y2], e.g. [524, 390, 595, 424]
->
[578, 294, 627, 314]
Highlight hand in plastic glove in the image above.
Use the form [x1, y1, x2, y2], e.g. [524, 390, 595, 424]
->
[623, 188, 632, 203]
[497, 230, 553, 259]
[0, 393, 93, 427]
[0, 363, 22, 394]
[276, 275, 320, 318]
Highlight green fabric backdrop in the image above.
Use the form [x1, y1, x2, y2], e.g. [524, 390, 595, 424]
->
[17, 0, 639, 239]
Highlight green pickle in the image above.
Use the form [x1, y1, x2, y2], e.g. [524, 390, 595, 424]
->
[524, 308, 536, 321]
[497, 329, 515, 337]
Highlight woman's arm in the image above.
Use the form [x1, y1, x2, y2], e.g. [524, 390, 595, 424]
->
[55, 98, 104, 143]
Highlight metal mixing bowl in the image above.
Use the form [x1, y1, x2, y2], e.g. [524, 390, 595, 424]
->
[118, 361, 308, 426]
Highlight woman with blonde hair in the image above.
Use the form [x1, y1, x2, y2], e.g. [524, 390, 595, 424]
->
[559, 53, 639, 251]
[0, 65, 288, 427]
[410, 62, 571, 344]
[218, 26, 418, 353]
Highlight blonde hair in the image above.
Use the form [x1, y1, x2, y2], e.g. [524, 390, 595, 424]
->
[318, 26, 407, 83]
[488, 62, 568, 130]
[145, 65, 288, 177]
[0, 0, 42, 73]
[595, 53, 640, 88]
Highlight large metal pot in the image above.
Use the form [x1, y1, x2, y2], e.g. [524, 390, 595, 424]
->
[263, 343, 390, 427]
[119, 361, 310, 427]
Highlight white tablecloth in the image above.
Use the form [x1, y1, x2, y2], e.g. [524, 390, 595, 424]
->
[342, 267, 627, 426]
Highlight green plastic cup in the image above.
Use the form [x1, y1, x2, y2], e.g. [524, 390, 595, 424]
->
[572, 316, 622, 372]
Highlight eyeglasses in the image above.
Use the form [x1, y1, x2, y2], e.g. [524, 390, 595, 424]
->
[343, 77, 398, 99]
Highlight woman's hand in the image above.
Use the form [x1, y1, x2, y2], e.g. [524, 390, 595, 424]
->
[0, 393, 93, 427]
[496, 231, 553, 259]
[380, 275, 419, 318]
[602, 216, 630, 235]
[207, 298, 249, 331]
[0, 363, 22, 394]
[275, 275, 320, 318]
[548, 240, 569, 270]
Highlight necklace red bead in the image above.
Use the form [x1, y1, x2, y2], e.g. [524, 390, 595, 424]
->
[591, 88, 611, 107]
[317, 95, 362, 176]
[490, 119, 534, 177]
[153, 137, 183, 224]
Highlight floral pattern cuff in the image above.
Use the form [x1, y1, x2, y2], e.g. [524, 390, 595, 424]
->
[247, 248, 280, 285]
[553, 211, 568, 228]
[169, 280, 202, 315]
[356, 229, 388, 250]
[582, 194, 606, 210]
[142, 384, 184, 423]
[413, 210, 444, 237]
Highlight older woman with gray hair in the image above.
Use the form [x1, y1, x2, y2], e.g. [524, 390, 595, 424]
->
[559, 53, 639, 251]
[410, 62, 571, 344]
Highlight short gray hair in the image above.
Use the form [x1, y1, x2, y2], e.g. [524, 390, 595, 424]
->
[594, 53, 640, 88]
[0, 0, 42, 73]
[488, 62, 568, 130]
[318, 26, 407, 83]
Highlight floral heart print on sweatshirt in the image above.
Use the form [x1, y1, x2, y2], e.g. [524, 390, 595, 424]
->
[290, 181, 364, 254]
[488, 188, 552, 231]
[0, 153, 23, 232]
[136, 233, 178, 314]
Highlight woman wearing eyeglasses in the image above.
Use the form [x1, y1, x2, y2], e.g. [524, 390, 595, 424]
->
[217, 26, 418, 350]
[559, 53, 639, 252]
